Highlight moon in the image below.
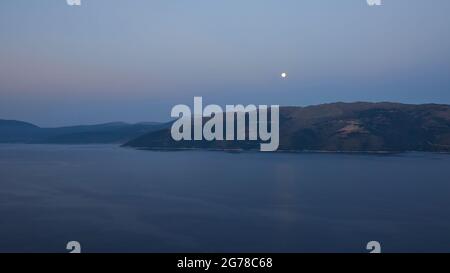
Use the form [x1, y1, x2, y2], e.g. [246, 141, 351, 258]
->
[281, 72, 288, 79]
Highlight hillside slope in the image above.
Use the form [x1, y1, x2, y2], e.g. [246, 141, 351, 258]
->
[124, 102, 450, 152]
[0, 120, 166, 144]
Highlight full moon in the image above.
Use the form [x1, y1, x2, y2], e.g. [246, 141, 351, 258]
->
[281, 72, 288, 79]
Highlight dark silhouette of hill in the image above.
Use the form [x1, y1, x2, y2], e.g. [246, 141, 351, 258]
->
[0, 120, 167, 144]
[124, 102, 450, 152]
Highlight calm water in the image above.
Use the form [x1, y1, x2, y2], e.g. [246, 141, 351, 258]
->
[0, 144, 450, 253]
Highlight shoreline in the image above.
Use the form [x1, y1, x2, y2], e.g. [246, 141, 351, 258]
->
[124, 146, 450, 155]
[1, 143, 450, 155]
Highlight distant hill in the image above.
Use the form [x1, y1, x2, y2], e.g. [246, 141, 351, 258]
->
[0, 120, 167, 144]
[124, 102, 450, 152]
[0, 119, 42, 143]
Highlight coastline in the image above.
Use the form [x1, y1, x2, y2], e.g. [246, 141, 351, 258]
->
[123, 145, 450, 155]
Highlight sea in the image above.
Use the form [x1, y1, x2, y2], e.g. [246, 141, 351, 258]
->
[1, 144, 450, 253]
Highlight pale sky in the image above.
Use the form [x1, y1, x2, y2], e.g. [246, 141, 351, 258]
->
[1, 0, 450, 126]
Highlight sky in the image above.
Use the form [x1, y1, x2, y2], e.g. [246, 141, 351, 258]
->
[1, 0, 450, 126]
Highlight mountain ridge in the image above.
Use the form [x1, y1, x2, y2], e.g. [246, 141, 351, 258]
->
[0, 120, 166, 144]
[124, 102, 450, 152]
[3, 102, 450, 152]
